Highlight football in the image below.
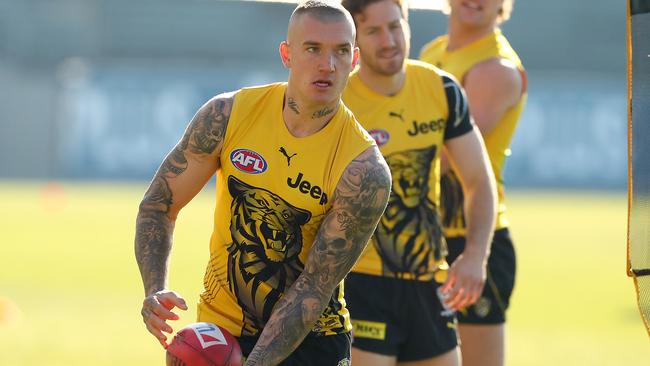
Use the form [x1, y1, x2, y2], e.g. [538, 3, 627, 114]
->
[166, 322, 243, 366]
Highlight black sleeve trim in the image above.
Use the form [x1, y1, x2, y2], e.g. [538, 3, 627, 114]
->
[442, 75, 474, 141]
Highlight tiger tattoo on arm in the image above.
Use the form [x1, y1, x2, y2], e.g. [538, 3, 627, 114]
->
[244, 147, 392, 366]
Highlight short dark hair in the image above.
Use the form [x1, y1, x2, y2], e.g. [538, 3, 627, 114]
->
[341, 0, 409, 22]
[291, 0, 356, 25]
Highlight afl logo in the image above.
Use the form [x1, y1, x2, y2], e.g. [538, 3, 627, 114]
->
[230, 148, 268, 174]
[369, 129, 390, 147]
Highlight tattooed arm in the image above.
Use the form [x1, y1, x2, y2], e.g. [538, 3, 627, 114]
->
[244, 146, 391, 366]
[134, 94, 233, 348]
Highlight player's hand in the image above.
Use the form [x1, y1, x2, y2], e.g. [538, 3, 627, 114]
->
[440, 252, 486, 310]
[140, 289, 188, 348]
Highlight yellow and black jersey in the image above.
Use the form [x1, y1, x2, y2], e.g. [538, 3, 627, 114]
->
[420, 28, 527, 237]
[197, 82, 375, 337]
[342, 59, 473, 281]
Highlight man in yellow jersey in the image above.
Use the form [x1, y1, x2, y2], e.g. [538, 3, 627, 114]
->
[340, 1, 497, 365]
[134, 2, 391, 365]
[419, 1, 527, 366]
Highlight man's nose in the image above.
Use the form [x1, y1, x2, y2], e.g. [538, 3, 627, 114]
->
[379, 28, 397, 48]
[319, 52, 336, 73]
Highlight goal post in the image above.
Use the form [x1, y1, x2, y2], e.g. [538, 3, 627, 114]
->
[627, 0, 650, 337]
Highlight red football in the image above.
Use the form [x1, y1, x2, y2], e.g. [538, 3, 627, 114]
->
[166, 322, 243, 366]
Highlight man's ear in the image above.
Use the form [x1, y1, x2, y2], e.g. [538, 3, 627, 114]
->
[351, 46, 360, 69]
[279, 41, 291, 68]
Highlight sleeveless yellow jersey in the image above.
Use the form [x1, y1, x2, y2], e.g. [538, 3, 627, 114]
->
[342, 60, 473, 281]
[197, 82, 375, 337]
[420, 28, 527, 237]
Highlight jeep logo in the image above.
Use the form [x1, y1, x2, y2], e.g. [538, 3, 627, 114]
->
[287, 172, 328, 205]
[406, 118, 445, 136]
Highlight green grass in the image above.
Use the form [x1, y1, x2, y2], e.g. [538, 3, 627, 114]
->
[0, 182, 647, 365]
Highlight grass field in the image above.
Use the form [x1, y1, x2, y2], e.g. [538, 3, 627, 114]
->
[0, 181, 648, 365]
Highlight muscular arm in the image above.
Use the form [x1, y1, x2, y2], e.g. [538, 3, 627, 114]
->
[244, 147, 391, 366]
[462, 58, 524, 136]
[134, 94, 233, 346]
[442, 128, 497, 308]
[437, 76, 497, 309]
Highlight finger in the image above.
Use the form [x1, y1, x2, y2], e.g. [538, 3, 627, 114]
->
[472, 281, 485, 303]
[450, 295, 468, 310]
[142, 307, 174, 333]
[456, 291, 473, 310]
[159, 292, 188, 311]
[459, 278, 481, 306]
[145, 319, 169, 347]
[151, 315, 174, 334]
[441, 272, 456, 292]
[445, 284, 466, 309]
[466, 285, 481, 306]
[152, 303, 181, 321]
[464, 280, 484, 307]
[152, 329, 169, 349]
[146, 296, 181, 320]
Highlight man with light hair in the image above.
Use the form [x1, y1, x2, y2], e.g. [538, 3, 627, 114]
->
[135, 1, 391, 365]
[420, 1, 526, 365]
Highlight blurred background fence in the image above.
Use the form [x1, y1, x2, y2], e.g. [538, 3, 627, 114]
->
[0, 0, 626, 189]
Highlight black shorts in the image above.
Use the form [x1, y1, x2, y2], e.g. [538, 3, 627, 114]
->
[237, 332, 351, 366]
[345, 272, 458, 362]
[446, 227, 516, 324]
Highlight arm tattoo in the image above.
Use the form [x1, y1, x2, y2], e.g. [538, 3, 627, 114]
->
[245, 148, 391, 366]
[134, 95, 233, 295]
[287, 97, 300, 115]
[311, 106, 335, 119]
[188, 98, 230, 155]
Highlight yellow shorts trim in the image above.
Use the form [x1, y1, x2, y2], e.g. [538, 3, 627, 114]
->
[351, 319, 386, 340]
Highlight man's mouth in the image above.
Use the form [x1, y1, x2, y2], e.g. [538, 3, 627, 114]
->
[462, 1, 482, 11]
[378, 48, 401, 59]
[313, 80, 333, 88]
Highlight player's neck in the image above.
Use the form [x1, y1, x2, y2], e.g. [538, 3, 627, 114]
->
[282, 93, 340, 138]
[358, 63, 406, 97]
[447, 18, 497, 51]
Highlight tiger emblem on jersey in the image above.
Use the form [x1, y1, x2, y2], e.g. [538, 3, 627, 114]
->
[374, 146, 446, 278]
[226, 175, 311, 336]
[440, 170, 466, 230]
